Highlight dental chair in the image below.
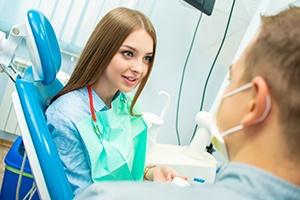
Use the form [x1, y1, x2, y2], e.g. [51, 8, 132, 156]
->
[0, 10, 73, 199]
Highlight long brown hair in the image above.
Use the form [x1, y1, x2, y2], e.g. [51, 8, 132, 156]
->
[51, 7, 156, 115]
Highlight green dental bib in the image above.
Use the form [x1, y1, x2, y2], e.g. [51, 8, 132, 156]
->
[76, 92, 147, 182]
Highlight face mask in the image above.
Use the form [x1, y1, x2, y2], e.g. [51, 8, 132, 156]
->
[210, 82, 271, 161]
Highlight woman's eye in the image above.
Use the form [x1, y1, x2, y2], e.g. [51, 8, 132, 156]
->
[144, 56, 152, 63]
[122, 51, 133, 57]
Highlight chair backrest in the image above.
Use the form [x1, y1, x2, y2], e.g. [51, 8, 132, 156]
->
[12, 9, 73, 199]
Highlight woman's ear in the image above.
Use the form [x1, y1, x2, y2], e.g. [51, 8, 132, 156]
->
[241, 76, 270, 127]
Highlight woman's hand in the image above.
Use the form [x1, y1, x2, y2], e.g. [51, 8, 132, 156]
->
[144, 165, 187, 183]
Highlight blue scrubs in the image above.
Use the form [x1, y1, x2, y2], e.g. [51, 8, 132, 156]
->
[74, 163, 300, 199]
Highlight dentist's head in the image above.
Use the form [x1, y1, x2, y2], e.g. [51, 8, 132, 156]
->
[212, 7, 300, 175]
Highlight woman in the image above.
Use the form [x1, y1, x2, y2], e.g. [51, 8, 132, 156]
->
[46, 7, 181, 195]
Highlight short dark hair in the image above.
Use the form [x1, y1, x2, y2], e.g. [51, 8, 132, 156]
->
[243, 6, 300, 154]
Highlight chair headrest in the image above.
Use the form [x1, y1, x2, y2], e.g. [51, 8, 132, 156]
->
[26, 9, 61, 85]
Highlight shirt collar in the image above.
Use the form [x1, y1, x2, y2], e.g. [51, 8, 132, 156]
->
[79, 87, 122, 112]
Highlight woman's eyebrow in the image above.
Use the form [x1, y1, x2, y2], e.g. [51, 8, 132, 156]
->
[122, 45, 153, 55]
[122, 45, 137, 52]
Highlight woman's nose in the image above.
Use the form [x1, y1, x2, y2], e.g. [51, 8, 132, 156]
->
[131, 59, 143, 73]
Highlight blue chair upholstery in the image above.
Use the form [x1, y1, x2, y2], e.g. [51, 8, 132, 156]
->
[26, 10, 61, 85]
[13, 9, 73, 199]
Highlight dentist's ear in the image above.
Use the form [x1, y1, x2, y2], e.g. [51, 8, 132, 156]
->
[241, 76, 270, 127]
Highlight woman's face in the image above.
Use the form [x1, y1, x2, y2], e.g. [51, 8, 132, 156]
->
[98, 29, 154, 96]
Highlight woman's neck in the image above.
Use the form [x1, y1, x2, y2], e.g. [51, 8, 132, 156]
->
[90, 83, 117, 108]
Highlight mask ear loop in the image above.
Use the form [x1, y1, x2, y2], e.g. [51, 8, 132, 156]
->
[223, 83, 253, 98]
[252, 94, 271, 124]
[220, 94, 271, 138]
[217, 83, 253, 138]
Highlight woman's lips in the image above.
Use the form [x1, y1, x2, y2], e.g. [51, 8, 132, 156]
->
[122, 75, 138, 86]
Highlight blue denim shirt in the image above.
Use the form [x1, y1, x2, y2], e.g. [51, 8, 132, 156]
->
[45, 87, 107, 195]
